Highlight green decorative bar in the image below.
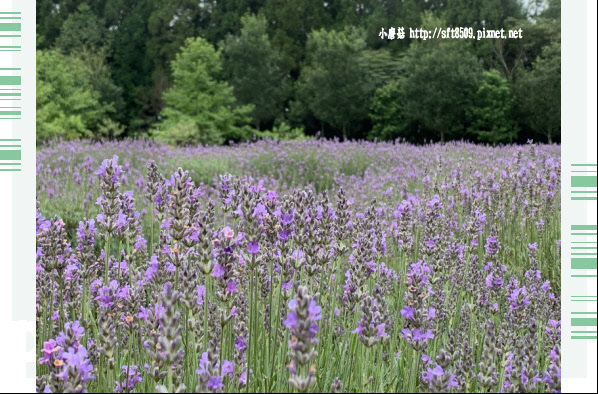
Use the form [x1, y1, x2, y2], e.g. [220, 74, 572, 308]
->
[0, 76, 20, 85]
[0, 150, 21, 160]
[572, 176, 598, 187]
[0, 111, 20, 115]
[571, 258, 597, 269]
[0, 23, 20, 31]
[571, 318, 598, 326]
[571, 225, 598, 230]
[572, 336, 598, 339]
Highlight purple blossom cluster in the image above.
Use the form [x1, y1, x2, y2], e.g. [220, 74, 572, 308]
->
[36, 139, 561, 393]
[37, 321, 95, 393]
[284, 285, 321, 392]
[400, 261, 436, 351]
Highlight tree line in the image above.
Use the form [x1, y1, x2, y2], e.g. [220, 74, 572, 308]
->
[36, 0, 561, 145]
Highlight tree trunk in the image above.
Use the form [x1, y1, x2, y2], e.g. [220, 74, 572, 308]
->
[440, 130, 445, 144]
[342, 125, 347, 141]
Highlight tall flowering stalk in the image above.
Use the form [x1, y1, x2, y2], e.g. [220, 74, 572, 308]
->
[144, 283, 185, 392]
[420, 349, 458, 393]
[476, 320, 499, 390]
[96, 155, 123, 285]
[284, 285, 321, 392]
[400, 261, 435, 352]
[37, 216, 72, 331]
[352, 295, 388, 348]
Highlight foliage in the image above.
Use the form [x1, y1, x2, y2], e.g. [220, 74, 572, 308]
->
[445, 0, 523, 30]
[55, 3, 110, 54]
[358, 48, 402, 88]
[221, 14, 287, 130]
[400, 18, 483, 142]
[53, 3, 124, 122]
[34, 0, 562, 144]
[154, 37, 254, 146]
[97, 119, 126, 141]
[298, 26, 373, 140]
[369, 81, 408, 141]
[515, 42, 561, 143]
[256, 122, 308, 141]
[36, 49, 110, 143]
[467, 69, 518, 144]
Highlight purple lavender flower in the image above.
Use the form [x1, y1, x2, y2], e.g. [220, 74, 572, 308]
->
[247, 241, 260, 255]
[114, 365, 143, 392]
[286, 285, 320, 392]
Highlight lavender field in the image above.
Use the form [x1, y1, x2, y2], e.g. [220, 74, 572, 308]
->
[36, 139, 561, 393]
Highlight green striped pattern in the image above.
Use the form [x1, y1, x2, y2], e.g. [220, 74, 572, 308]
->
[571, 296, 598, 302]
[0, 70, 21, 116]
[570, 225, 598, 277]
[0, 105, 20, 119]
[0, 13, 22, 168]
[571, 164, 598, 200]
[0, 139, 20, 170]
[0, 12, 20, 37]
[0, 45, 21, 51]
[571, 311, 598, 339]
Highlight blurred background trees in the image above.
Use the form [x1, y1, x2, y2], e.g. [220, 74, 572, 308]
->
[36, 0, 561, 145]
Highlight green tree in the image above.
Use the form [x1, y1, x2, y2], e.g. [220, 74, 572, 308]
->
[155, 37, 254, 146]
[358, 49, 401, 88]
[467, 69, 518, 144]
[369, 81, 407, 141]
[489, 0, 560, 80]
[297, 26, 373, 140]
[201, 0, 264, 44]
[36, 49, 108, 143]
[107, 0, 155, 131]
[55, 3, 109, 54]
[262, 0, 332, 74]
[515, 42, 561, 143]
[400, 13, 482, 143]
[36, 0, 108, 50]
[445, 0, 523, 30]
[55, 4, 125, 124]
[221, 14, 286, 130]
